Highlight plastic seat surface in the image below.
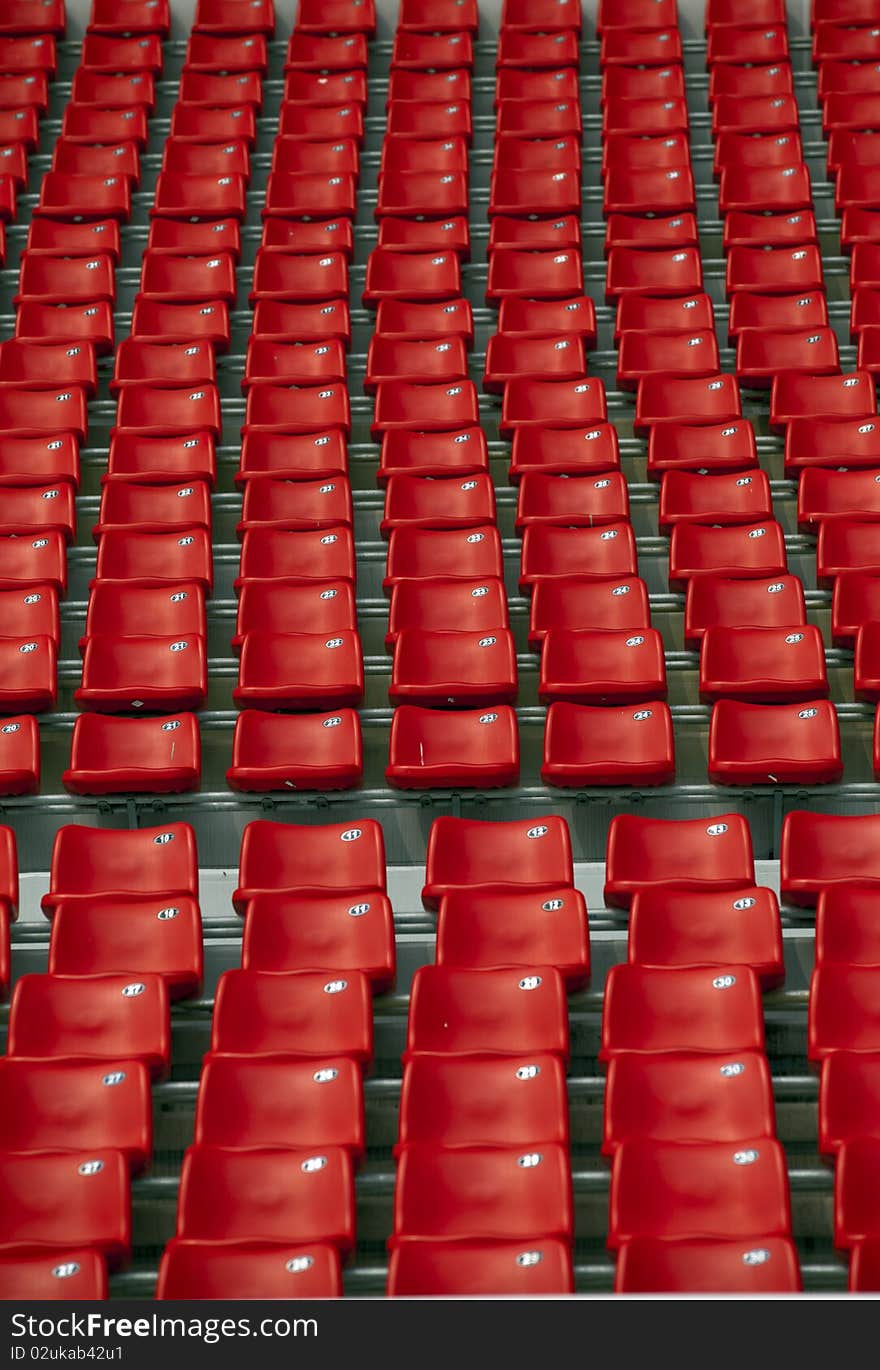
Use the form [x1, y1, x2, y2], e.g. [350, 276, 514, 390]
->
[699, 624, 829, 703]
[62, 713, 201, 796]
[42, 820, 198, 914]
[156, 1242, 341, 1301]
[422, 814, 573, 910]
[509, 424, 620, 481]
[387, 704, 519, 789]
[396, 1054, 568, 1152]
[647, 420, 758, 478]
[781, 810, 880, 905]
[237, 476, 352, 535]
[236, 527, 356, 588]
[240, 890, 394, 991]
[227, 708, 362, 794]
[0, 1251, 108, 1301]
[605, 811, 756, 908]
[7, 973, 170, 1079]
[614, 1237, 802, 1294]
[541, 700, 675, 789]
[233, 630, 364, 711]
[210, 969, 373, 1068]
[539, 627, 667, 706]
[0, 1152, 130, 1269]
[668, 520, 788, 589]
[434, 885, 589, 987]
[47, 896, 203, 1000]
[387, 1240, 573, 1297]
[76, 635, 208, 714]
[234, 817, 386, 910]
[819, 1053, 880, 1157]
[709, 698, 842, 785]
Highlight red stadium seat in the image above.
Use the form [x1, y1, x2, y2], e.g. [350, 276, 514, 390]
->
[7, 973, 170, 1079]
[484, 334, 587, 392]
[175, 1145, 356, 1258]
[602, 98, 689, 139]
[614, 293, 714, 344]
[615, 1237, 801, 1293]
[237, 477, 352, 535]
[15, 301, 113, 354]
[0, 533, 66, 595]
[542, 700, 675, 788]
[249, 251, 348, 303]
[62, 714, 201, 796]
[817, 519, 880, 586]
[25, 215, 121, 261]
[94, 482, 211, 537]
[781, 810, 880, 905]
[515, 472, 629, 529]
[236, 430, 348, 484]
[726, 245, 823, 297]
[168, 107, 255, 150]
[389, 629, 517, 708]
[240, 892, 394, 992]
[601, 65, 686, 105]
[384, 525, 503, 590]
[601, 962, 765, 1058]
[391, 1144, 572, 1245]
[249, 301, 351, 347]
[151, 172, 247, 221]
[0, 1152, 130, 1269]
[387, 1240, 573, 1297]
[405, 964, 570, 1057]
[836, 1138, 880, 1248]
[608, 1138, 792, 1248]
[815, 882, 880, 968]
[227, 709, 362, 793]
[110, 340, 215, 393]
[210, 969, 373, 1068]
[42, 821, 198, 915]
[104, 433, 215, 486]
[497, 29, 578, 68]
[647, 419, 758, 479]
[770, 370, 876, 430]
[496, 99, 580, 141]
[176, 72, 263, 110]
[603, 1051, 776, 1154]
[114, 386, 221, 440]
[509, 424, 620, 481]
[500, 378, 607, 435]
[194, 1055, 364, 1159]
[520, 522, 639, 589]
[605, 812, 756, 908]
[387, 703, 518, 790]
[528, 577, 650, 647]
[0, 1251, 108, 1301]
[0, 387, 87, 442]
[0, 587, 57, 644]
[496, 296, 596, 347]
[618, 331, 721, 390]
[712, 91, 799, 136]
[0, 34, 56, 72]
[0, 485, 75, 540]
[397, 0, 478, 29]
[0, 716, 39, 796]
[668, 521, 788, 589]
[184, 33, 267, 72]
[156, 1242, 341, 1301]
[138, 252, 237, 305]
[434, 886, 589, 988]
[378, 427, 487, 481]
[737, 328, 840, 388]
[397, 1054, 568, 1152]
[0, 0, 66, 34]
[851, 1239, 880, 1292]
[488, 214, 580, 254]
[235, 817, 385, 911]
[684, 575, 806, 647]
[854, 620, 880, 699]
[51, 141, 140, 185]
[375, 170, 466, 221]
[728, 291, 828, 340]
[719, 162, 812, 216]
[0, 1059, 152, 1174]
[600, 29, 683, 67]
[799, 467, 880, 528]
[539, 627, 667, 706]
[365, 337, 468, 393]
[234, 631, 363, 711]
[699, 625, 829, 703]
[832, 572, 880, 646]
[489, 167, 581, 219]
[628, 883, 783, 987]
[0, 636, 55, 712]
[127, 299, 230, 351]
[76, 635, 208, 714]
[48, 897, 203, 1000]
[193, 0, 275, 33]
[61, 107, 147, 151]
[0, 340, 97, 396]
[604, 165, 696, 217]
[387, 579, 508, 648]
[606, 247, 702, 301]
[243, 382, 350, 438]
[233, 582, 356, 651]
[35, 172, 133, 222]
[373, 299, 474, 347]
[422, 815, 573, 910]
[81, 33, 162, 72]
[811, 965, 880, 1062]
[658, 470, 772, 531]
[485, 249, 583, 304]
[820, 1053, 880, 1157]
[635, 373, 741, 432]
[82, 583, 205, 647]
[236, 527, 355, 588]
[709, 698, 841, 784]
[287, 69, 366, 107]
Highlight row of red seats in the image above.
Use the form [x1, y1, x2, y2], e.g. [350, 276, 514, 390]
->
[388, 813, 582, 1294]
[157, 811, 392, 1299]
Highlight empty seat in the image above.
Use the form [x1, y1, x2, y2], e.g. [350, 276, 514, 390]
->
[387, 1240, 573, 1297]
[603, 97, 689, 139]
[249, 300, 351, 349]
[387, 704, 519, 790]
[237, 430, 349, 484]
[699, 624, 829, 703]
[539, 627, 667, 706]
[243, 382, 351, 438]
[210, 969, 373, 1068]
[601, 65, 687, 104]
[387, 579, 509, 648]
[0, 532, 66, 595]
[378, 427, 488, 482]
[236, 527, 356, 588]
[833, 572, 880, 646]
[520, 523, 639, 589]
[391, 1144, 573, 1245]
[422, 815, 573, 910]
[817, 519, 880, 586]
[42, 821, 198, 916]
[508, 424, 620, 481]
[434, 885, 588, 988]
[194, 1055, 364, 1159]
[371, 380, 479, 437]
[234, 818, 385, 911]
[606, 247, 703, 301]
[237, 477, 352, 536]
[0, 716, 39, 795]
[737, 328, 840, 388]
[114, 386, 222, 440]
[94, 482, 211, 538]
[0, 1251, 108, 1301]
[62, 714, 201, 795]
[128, 299, 230, 351]
[80, 32, 162, 71]
[249, 251, 348, 304]
[815, 884, 880, 967]
[668, 521, 788, 590]
[542, 700, 675, 788]
[241, 892, 394, 992]
[603, 165, 696, 217]
[489, 166, 581, 219]
[484, 335, 587, 393]
[373, 298, 474, 347]
[405, 965, 568, 1062]
[600, 28, 683, 66]
[167, 107, 256, 150]
[362, 248, 461, 306]
[709, 699, 842, 785]
[0, 635, 56, 712]
[389, 629, 517, 708]
[811, 965, 880, 1062]
[7, 973, 170, 1079]
[51, 141, 141, 185]
[488, 213, 580, 253]
[227, 709, 361, 793]
[193, 0, 275, 33]
[175, 1145, 356, 1257]
[634, 374, 741, 432]
[0, 434, 80, 488]
[384, 525, 504, 591]
[286, 69, 366, 106]
[151, 172, 247, 221]
[647, 420, 759, 479]
[496, 296, 596, 347]
[0, 0, 66, 35]
[614, 1237, 802, 1294]
[138, 252, 237, 305]
[528, 577, 650, 648]
[820, 1053, 880, 1158]
[0, 386, 88, 442]
[0, 485, 75, 541]
[603, 1051, 776, 1154]
[854, 620, 880, 700]
[485, 248, 583, 303]
[184, 32, 268, 72]
[614, 293, 714, 344]
[629, 883, 783, 987]
[156, 1242, 341, 1301]
[35, 172, 133, 222]
[397, 1054, 568, 1153]
[601, 962, 765, 1059]
[605, 812, 756, 908]
[515, 473, 630, 530]
[48, 897, 203, 1000]
[76, 635, 208, 714]
[658, 470, 773, 531]
[82, 583, 205, 647]
[15, 299, 114, 354]
[770, 370, 876, 430]
[94, 528, 213, 593]
[365, 338, 468, 394]
[618, 331, 721, 390]
[835, 1138, 880, 1248]
[110, 340, 216, 393]
[0, 1059, 152, 1173]
[728, 292, 829, 341]
[712, 91, 799, 136]
[780, 810, 880, 905]
[799, 468, 880, 529]
[726, 243, 824, 299]
[0, 1152, 130, 1269]
[62, 108, 148, 151]
[233, 581, 356, 652]
[718, 163, 812, 216]
[234, 631, 363, 711]
[0, 339, 98, 395]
